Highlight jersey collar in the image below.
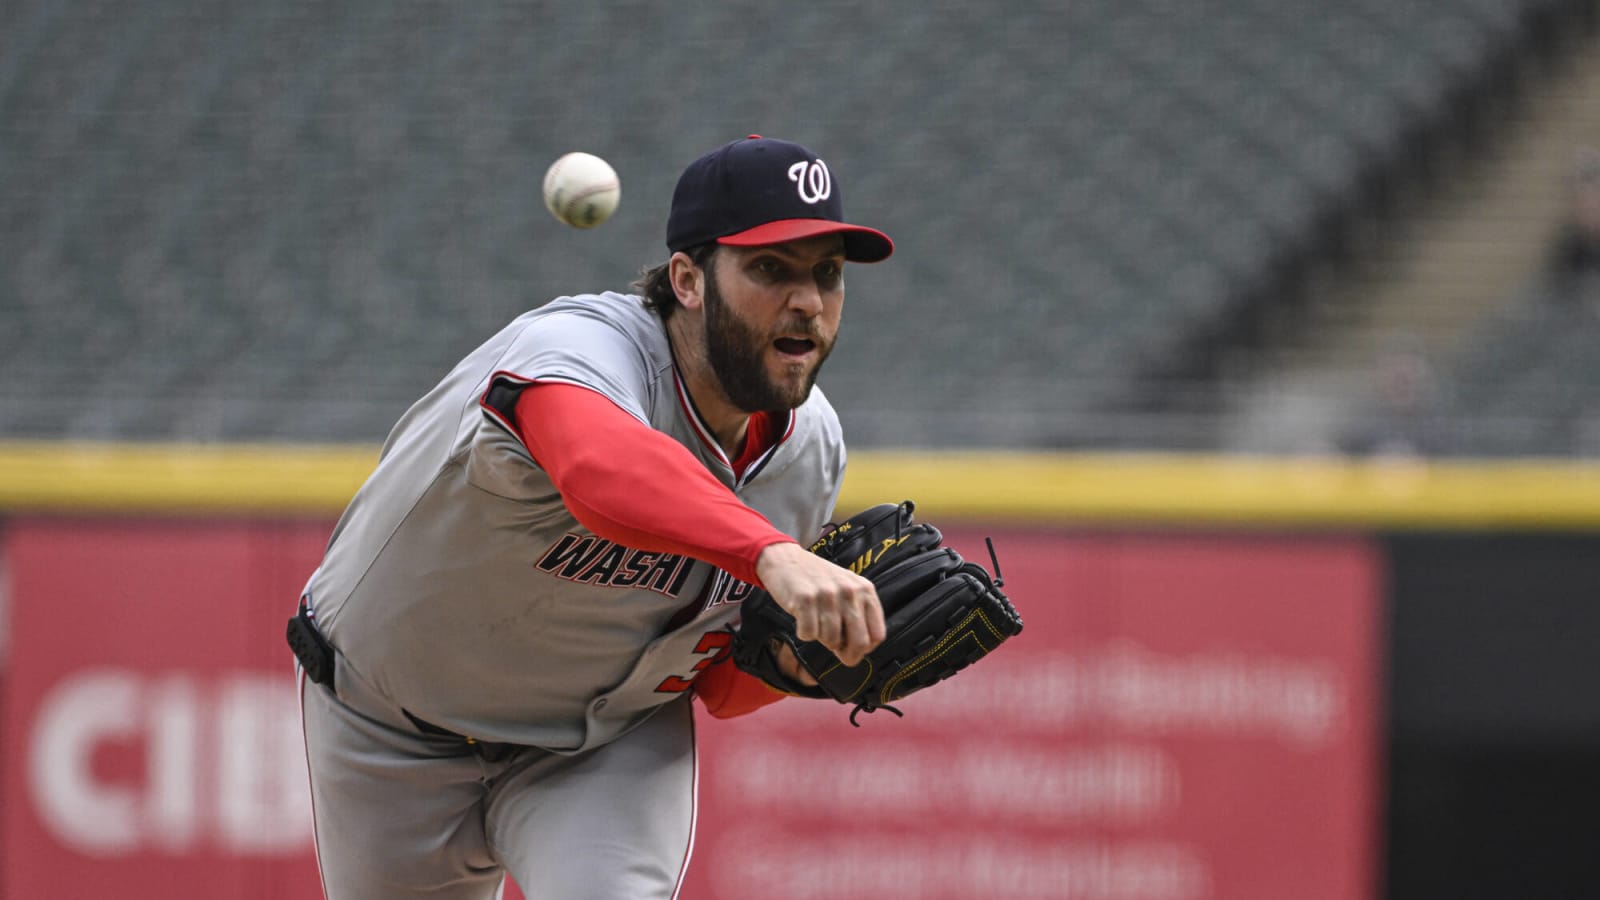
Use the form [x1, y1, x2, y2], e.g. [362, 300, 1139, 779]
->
[671, 366, 796, 487]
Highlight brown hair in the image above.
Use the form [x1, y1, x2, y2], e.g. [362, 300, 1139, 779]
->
[633, 243, 717, 322]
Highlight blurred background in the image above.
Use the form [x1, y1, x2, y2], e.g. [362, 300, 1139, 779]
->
[3, 1, 1599, 898]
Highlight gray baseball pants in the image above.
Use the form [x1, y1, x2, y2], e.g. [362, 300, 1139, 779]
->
[297, 649, 697, 900]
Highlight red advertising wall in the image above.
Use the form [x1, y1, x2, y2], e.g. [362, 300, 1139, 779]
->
[0, 520, 1381, 900]
[688, 528, 1383, 900]
[0, 519, 330, 900]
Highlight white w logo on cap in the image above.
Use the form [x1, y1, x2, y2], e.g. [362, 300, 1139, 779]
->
[787, 159, 832, 204]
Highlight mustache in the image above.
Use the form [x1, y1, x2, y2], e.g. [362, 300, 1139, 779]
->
[772, 319, 828, 341]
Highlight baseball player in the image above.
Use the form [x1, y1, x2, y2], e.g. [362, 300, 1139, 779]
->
[289, 135, 894, 900]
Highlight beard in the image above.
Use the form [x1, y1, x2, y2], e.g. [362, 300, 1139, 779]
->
[702, 269, 833, 413]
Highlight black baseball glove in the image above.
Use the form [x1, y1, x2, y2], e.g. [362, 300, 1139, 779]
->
[731, 501, 1023, 724]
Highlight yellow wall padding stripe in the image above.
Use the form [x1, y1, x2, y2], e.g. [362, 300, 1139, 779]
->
[0, 441, 379, 515]
[3, 442, 1600, 529]
[841, 451, 1600, 529]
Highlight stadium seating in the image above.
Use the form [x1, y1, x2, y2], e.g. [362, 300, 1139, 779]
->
[1356, 278, 1600, 457]
[0, 0, 1590, 451]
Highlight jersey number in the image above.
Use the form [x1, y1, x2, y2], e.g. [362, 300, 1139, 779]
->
[655, 631, 733, 694]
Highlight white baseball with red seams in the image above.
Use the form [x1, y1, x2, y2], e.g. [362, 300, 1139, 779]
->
[542, 151, 621, 228]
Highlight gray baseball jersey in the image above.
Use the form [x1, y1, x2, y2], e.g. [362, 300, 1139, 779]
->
[297, 290, 846, 899]
[305, 290, 845, 752]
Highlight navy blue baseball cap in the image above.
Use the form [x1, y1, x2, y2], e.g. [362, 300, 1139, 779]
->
[666, 135, 894, 263]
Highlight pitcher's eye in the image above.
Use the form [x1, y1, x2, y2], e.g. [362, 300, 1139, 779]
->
[752, 257, 787, 280]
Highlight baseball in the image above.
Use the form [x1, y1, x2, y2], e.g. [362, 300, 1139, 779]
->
[543, 151, 621, 229]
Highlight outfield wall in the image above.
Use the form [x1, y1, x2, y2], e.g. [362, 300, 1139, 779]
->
[1, 443, 1596, 900]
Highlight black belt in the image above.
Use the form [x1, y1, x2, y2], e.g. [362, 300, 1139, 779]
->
[400, 710, 520, 762]
[286, 597, 337, 689]
[287, 598, 519, 762]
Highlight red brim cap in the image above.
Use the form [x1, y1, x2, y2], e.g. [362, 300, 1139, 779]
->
[716, 218, 894, 263]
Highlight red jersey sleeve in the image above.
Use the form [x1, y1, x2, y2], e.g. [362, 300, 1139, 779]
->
[508, 381, 796, 586]
[691, 654, 791, 718]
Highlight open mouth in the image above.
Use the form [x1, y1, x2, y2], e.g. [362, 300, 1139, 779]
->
[773, 337, 816, 357]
